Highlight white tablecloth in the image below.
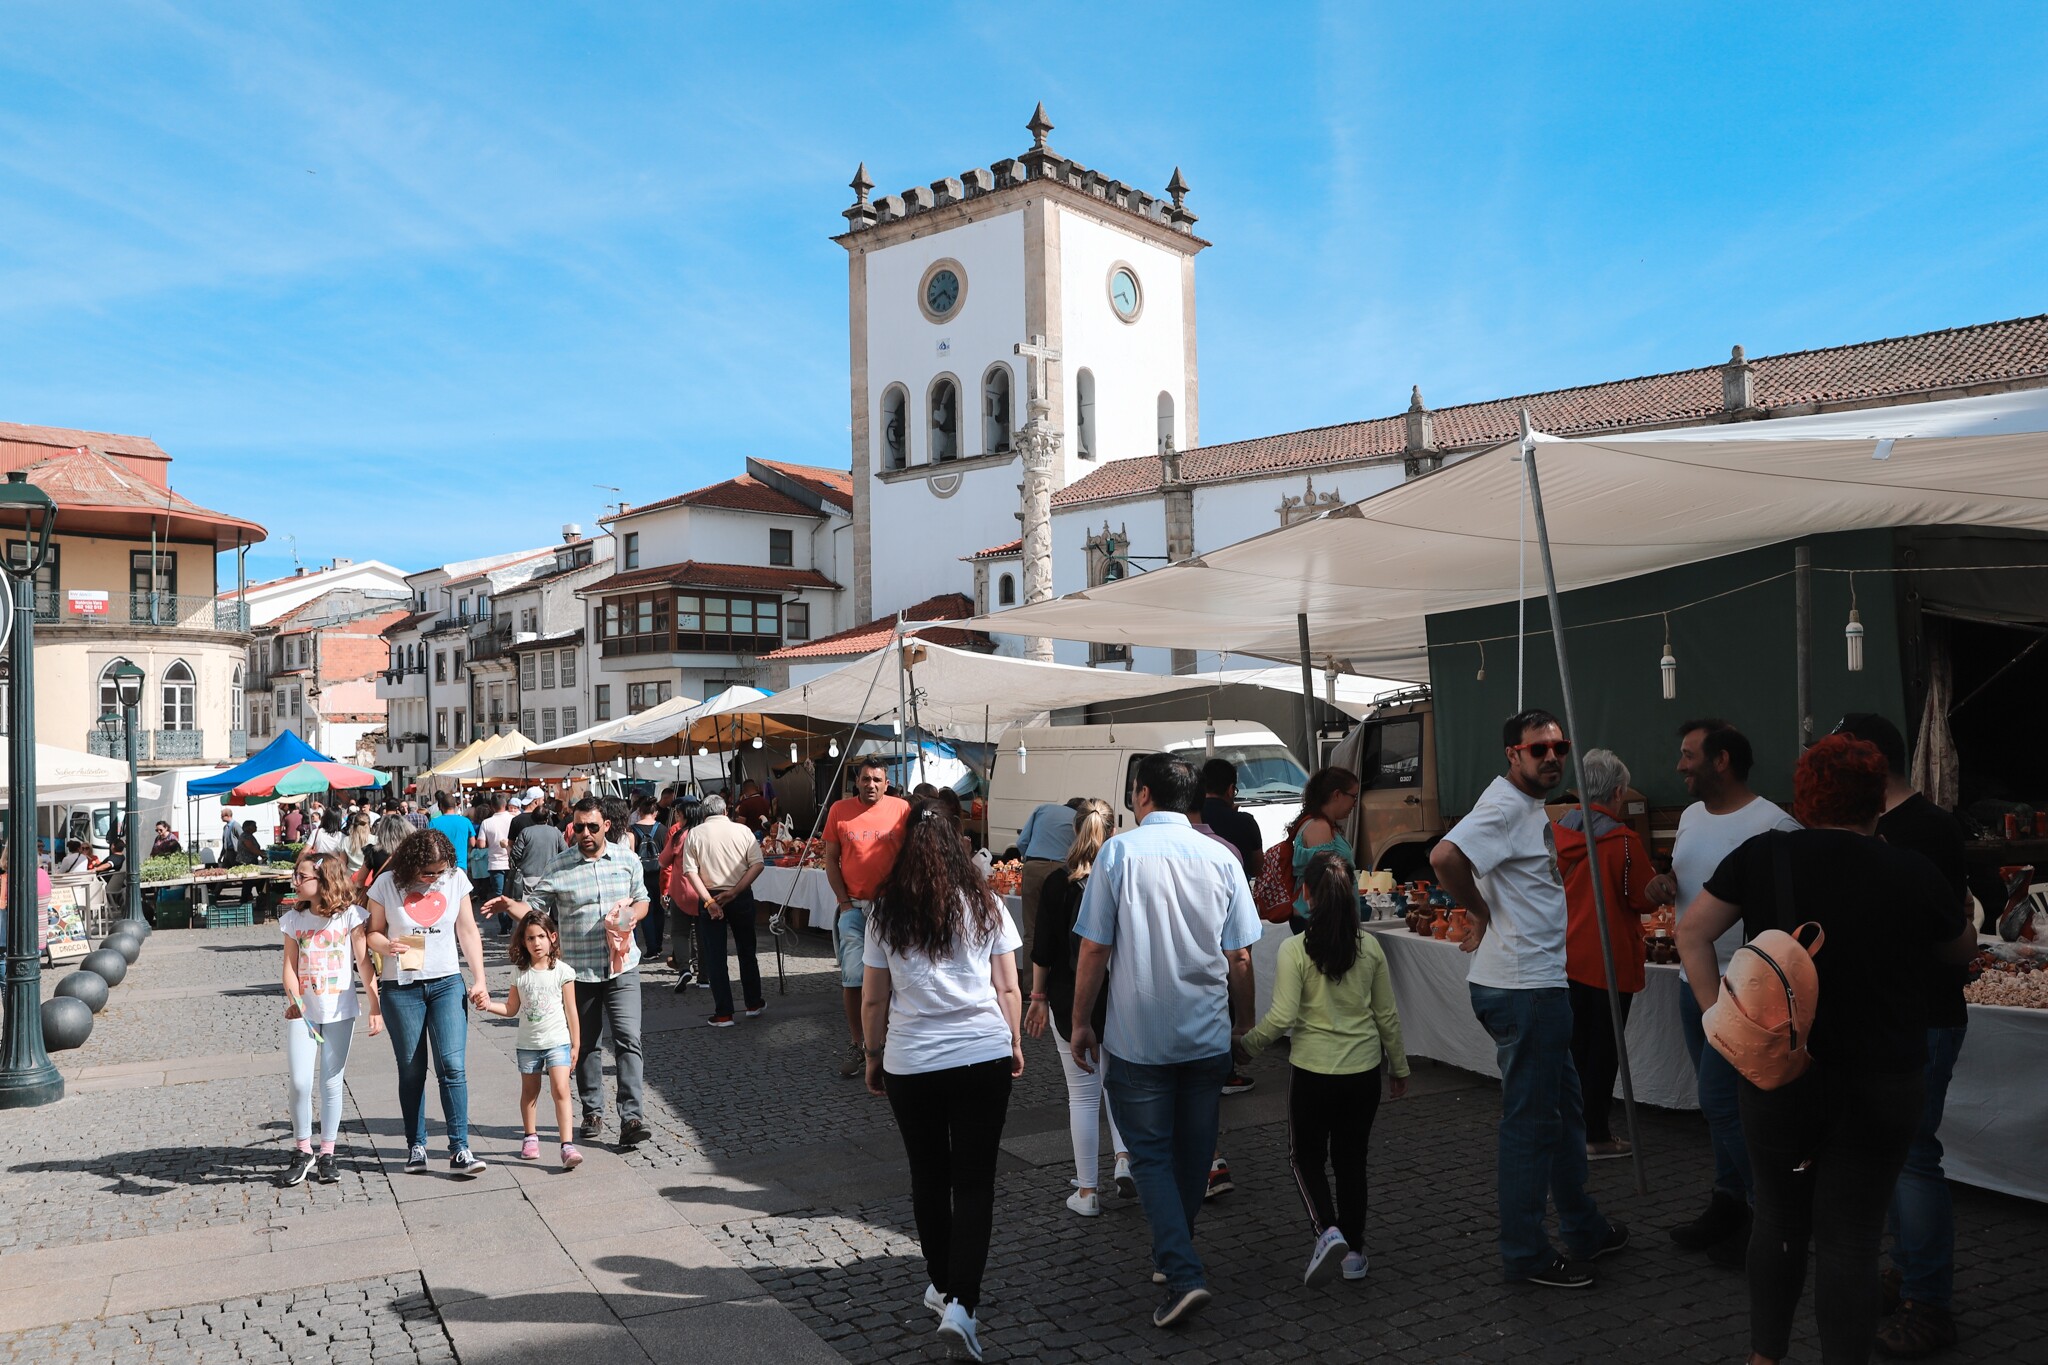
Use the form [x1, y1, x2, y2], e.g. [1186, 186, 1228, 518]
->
[751, 865, 838, 933]
[1322, 921, 2048, 1203]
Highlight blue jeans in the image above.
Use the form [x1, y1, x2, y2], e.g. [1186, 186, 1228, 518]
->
[1103, 1050, 1232, 1292]
[1679, 986, 1753, 1201]
[382, 975, 470, 1155]
[1888, 1024, 1966, 1308]
[1469, 985, 1611, 1279]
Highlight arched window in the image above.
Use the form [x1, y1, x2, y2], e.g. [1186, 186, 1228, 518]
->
[880, 384, 909, 471]
[162, 661, 197, 731]
[982, 365, 1013, 455]
[99, 657, 136, 716]
[1158, 391, 1175, 453]
[998, 573, 1017, 606]
[231, 664, 245, 732]
[928, 375, 960, 463]
[1076, 369, 1097, 460]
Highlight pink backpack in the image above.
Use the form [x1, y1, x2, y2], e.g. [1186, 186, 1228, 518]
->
[1705, 922, 1824, 1090]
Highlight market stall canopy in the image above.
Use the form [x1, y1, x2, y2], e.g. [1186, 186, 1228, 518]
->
[716, 640, 1226, 739]
[0, 739, 162, 807]
[226, 760, 390, 807]
[415, 731, 540, 793]
[512, 691, 701, 765]
[186, 730, 330, 797]
[518, 688, 809, 763]
[972, 387, 2048, 681]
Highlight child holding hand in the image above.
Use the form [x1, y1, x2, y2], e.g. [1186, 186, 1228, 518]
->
[278, 852, 381, 1187]
[478, 911, 583, 1169]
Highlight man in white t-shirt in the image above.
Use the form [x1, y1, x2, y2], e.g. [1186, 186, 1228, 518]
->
[478, 794, 516, 935]
[1643, 718, 1798, 1265]
[1433, 708, 1624, 1289]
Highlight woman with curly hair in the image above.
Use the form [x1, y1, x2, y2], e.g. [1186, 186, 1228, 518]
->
[365, 828, 490, 1178]
[1677, 735, 1976, 1365]
[861, 801, 1023, 1363]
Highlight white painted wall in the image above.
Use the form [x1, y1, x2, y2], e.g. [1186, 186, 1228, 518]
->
[244, 561, 413, 626]
[1054, 211, 1191, 484]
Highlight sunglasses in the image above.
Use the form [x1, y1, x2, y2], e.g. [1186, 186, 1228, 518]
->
[570, 822, 604, 833]
[1509, 739, 1573, 760]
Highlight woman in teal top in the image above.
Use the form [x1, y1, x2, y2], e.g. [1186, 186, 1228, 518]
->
[1290, 767, 1363, 925]
[1238, 850, 1408, 1287]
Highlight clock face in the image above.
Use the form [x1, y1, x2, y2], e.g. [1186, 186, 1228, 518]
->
[1109, 267, 1141, 321]
[925, 268, 961, 318]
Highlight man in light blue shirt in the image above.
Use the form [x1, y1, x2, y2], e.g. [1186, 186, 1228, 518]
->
[1071, 755, 1259, 1330]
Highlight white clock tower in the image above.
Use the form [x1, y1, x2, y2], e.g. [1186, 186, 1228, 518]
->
[836, 105, 1208, 624]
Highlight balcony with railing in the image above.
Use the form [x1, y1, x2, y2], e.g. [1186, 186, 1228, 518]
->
[468, 622, 515, 663]
[37, 591, 250, 634]
[85, 727, 208, 762]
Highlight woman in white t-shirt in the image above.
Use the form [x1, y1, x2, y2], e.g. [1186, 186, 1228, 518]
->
[365, 828, 490, 1178]
[306, 810, 347, 858]
[862, 802, 1023, 1364]
[276, 852, 380, 1188]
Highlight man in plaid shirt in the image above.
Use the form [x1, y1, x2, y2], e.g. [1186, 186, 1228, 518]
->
[487, 795, 650, 1147]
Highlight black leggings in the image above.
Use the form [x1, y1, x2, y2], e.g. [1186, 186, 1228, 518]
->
[883, 1057, 1015, 1312]
[1739, 1065, 1923, 1364]
[1566, 981, 1634, 1143]
[1287, 1064, 1382, 1248]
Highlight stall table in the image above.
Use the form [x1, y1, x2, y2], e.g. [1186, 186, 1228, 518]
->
[1309, 921, 2048, 1203]
[142, 868, 292, 927]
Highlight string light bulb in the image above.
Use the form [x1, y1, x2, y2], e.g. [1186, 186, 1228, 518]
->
[697, 745, 709, 757]
[1017, 743, 1028, 775]
[828, 739, 840, 759]
[789, 742, 799, 763]
[1476, 640, 1487, 682]
[751, 735, 762, 750]
[1660, 613, 1678, 701]
[1845, 574, 1865, 672]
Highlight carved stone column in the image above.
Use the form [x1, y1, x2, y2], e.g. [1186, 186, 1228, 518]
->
[1017, 411, 1060, 663]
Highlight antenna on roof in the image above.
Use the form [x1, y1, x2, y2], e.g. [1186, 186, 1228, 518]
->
[285, 534, 303, 572]
[595, 484, 624, 521]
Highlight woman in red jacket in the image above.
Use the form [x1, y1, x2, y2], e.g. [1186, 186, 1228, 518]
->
[1552, 748, 1654, 1160]
[658, 800, 705, 992]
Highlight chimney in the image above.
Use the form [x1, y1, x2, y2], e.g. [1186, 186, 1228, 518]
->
[561, 523, 582, 544]
[1722, 345, 1756, 413]
[1403, 386, 1439, 477]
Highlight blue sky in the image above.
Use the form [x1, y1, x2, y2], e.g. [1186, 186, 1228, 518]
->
[3, 3, 2045, 585]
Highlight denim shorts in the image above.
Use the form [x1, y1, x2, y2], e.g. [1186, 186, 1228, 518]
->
[516, 1044, 573, 1074]
[835, 902, 869, 989]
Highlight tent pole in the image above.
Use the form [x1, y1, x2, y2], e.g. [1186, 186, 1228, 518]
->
[1794, 545, 1813, 753]
[895, 618, 909, 786]
[1520, 414, 1647, 1197]
[1296, 614, 1318, 769]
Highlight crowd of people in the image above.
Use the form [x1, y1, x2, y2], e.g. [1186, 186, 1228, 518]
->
[259, 703, 1980, 1365]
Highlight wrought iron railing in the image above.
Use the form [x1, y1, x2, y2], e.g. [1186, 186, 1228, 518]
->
[41, 592, 250, 633]
[229, 729, 248, 761]
[152, 729, 204, 760]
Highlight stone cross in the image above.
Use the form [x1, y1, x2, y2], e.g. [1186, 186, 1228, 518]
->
[1014, 334, 1061, 415]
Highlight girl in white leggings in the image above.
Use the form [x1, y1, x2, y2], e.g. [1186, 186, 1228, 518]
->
[277, 852, 381, 1187]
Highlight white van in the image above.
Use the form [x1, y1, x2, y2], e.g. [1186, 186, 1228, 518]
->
[989, 722, 1306, 854]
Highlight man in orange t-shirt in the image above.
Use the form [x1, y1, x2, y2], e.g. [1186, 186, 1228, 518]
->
[822, 756, 910, 1079]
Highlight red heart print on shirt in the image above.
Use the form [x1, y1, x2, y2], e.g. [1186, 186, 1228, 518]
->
[403, 887, 448, 928]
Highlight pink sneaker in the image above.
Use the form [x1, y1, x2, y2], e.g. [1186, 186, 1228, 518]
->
[560, 1143, 583, 1170]
[519, 1134, 540, 1161]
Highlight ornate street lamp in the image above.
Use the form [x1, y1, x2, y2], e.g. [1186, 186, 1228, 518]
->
[113, 661, 144, 931]
[0, 470, 61, 1109]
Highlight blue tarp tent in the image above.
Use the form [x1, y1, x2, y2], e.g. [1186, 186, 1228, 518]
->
[187, 730, 334, 798]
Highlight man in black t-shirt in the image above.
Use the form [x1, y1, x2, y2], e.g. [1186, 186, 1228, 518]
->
[1199, 759, 1264, 881]
[1834, 713, 1968, 1357]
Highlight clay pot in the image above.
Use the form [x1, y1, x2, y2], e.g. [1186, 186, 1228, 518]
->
[1430, 908, 1450, 939]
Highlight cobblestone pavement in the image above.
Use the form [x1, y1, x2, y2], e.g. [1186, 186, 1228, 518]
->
[0, 1273, 455, 1365]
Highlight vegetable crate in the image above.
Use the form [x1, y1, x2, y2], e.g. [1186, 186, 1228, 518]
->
[201, 902, 254, 929]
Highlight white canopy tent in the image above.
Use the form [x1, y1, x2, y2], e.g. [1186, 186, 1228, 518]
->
[517, 687, 806, 764]
[973, 387, 2048, 680]
[514, 691, 704, 765]
[0, 739, 162, 808]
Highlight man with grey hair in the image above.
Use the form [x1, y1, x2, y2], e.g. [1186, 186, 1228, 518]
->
[1553, 748, 1656, 1162]
[680, 792, 767, 1027]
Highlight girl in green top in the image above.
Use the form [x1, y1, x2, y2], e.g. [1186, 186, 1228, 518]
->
[1237, 850, 1409, 1287]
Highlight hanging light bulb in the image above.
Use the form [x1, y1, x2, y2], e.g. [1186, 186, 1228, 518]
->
[1845, 574, 1865, 672]
[1660, 612, 1678, 701]
[828, 739, 840, 759]
[1476, 641, 1487, 682]
[751, 735, 762, 750]
[1204, 701, 1216, 759]
[1017, 743, 1028, 775]
[789, 742, 799, 763]
[697, 745, 709, 757]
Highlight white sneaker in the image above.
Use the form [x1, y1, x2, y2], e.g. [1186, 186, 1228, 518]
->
[1304, 1226, 1349, 1287]
[1342, 1250, 1369, 1281]
[1065, 1189, 1099, 1217]
[937, 1300, 982, 1361]
[1114, 1154, 1136, 1200]
[923, 1283, 946, 1316]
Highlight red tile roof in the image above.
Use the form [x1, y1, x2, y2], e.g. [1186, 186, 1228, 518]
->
[752, 458, 853, 511]
[581, 560, 840, 596]
[1054, 312, 2048, 508]
[381, 610, 439, 638]
[761, 592, 988, 660]
[0, 440, 264, 548]
[0, 421, 169, 464]
[966, 538, 1022, 560]
[604, 475, 823, 524]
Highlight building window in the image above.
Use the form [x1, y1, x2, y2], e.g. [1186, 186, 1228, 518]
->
[521, 708, 536, 735]
[1076, 369, 1096, 460]
[539, 652, 556, 690]
[982, 364, 1013, 455]
[291, 686, 303, 717]
[454, 709, 467, 744]
[231, 665, 244, 731]
[157, 661, 197, 730]
[769, 529, 793, 567]
[435, 651, 447, 682]
[560, 650, 576, 688]
[627, 680, 671, 713]
[786, 603, 810, 640]
[1158, 391, 1175, 453]
[129, 550, 177, 621]
[928, 375, 960, 463]
[999, 573, 1017, 606]
[880, 384, 908, 471]
[520, 607, 538, 633]
[436, 710, 449, 746]
[452, 648, 464, 673]
[599, 591, 671, 657]
[541, 708, 557, 742]
[6, 540, 58, 604]
[594, 685, 611, 721]
[519, 652, 535, 691]
[623, 532, 640, 571]
[99, 657, 137, 716]
[561, 706, 577, 734]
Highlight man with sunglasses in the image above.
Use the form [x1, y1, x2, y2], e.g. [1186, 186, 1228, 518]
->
[486, 796, 652, 1148]
[1433, 708, 1626, 1289]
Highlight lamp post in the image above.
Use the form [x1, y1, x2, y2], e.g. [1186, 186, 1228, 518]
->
[112, 662, 144, 930]
[0, 470, 61, 1109]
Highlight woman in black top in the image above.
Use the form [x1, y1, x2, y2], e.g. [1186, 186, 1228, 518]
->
[1677, 735, 1974, 1365]
[1021, 798, 1128, 1216]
